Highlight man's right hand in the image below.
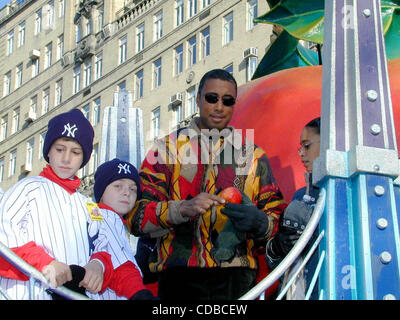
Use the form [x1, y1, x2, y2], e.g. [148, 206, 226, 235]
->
[180, 192, 225, 217]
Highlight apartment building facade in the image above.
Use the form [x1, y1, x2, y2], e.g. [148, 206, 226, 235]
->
[0, 0, 272, 196]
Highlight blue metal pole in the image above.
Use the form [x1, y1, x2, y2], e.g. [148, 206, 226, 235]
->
[314, 0, 400, 300]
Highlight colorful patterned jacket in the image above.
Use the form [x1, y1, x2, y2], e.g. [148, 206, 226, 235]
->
[126, 117, 286, 272]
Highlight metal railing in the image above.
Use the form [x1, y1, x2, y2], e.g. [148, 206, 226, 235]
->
[239, 188, 326, 300]
[0, 188, 326, 300]
[0, 241, 90, 300]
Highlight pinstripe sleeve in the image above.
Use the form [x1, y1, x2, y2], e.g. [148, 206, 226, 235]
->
[91, 209, 135, 270]
[0, 180, 55, 277]
[0, 180, 35, 249]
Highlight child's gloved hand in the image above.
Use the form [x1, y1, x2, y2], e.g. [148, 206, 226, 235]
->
[46, 265, 87, 300]
[268, 200, 314, 258]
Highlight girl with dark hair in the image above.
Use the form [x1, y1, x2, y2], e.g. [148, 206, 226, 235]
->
[266, 117, 321, 300]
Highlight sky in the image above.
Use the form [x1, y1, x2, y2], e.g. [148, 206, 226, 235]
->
[0, 0, 11, 10]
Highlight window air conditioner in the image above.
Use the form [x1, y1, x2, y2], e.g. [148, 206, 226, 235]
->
[243, 47, 258, 59]
[170, 93, 183, 106]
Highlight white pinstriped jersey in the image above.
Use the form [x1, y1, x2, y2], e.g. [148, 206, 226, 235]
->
[87, 207, 142, 300]
[0, 176, 91, 300]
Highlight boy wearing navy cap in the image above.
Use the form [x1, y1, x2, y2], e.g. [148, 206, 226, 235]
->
[0, 109, 96, 299]
[82, 158, 155, 300]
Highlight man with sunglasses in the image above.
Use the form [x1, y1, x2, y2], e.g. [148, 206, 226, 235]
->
[126, 69, 286, 300]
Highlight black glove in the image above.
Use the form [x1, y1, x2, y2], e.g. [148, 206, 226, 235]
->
[268, 229, 300, 259]
[47, 265, 87, 300]
[268, 200, 314, 259]
[129, 289, 159, 300]
[221, 202, 268, 238]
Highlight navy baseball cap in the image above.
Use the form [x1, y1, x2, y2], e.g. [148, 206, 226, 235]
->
[94, 158, 141, 203]
[43, 109, 94, 168]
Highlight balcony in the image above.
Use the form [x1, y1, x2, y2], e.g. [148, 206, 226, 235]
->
[75, 34, 96, 63]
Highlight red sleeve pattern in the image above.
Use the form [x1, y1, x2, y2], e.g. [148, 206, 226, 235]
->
[0, 241, 54, 281]
[108, 261, 146, 298]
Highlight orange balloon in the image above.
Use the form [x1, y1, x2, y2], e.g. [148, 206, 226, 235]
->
[230, 59, 400, 201]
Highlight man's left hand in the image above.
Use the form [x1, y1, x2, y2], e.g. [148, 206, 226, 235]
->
[221, 203, 268, 238]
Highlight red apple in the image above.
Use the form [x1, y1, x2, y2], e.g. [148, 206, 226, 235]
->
[218, 187, 242, 204]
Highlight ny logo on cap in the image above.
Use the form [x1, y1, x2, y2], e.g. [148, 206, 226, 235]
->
[118, 163, 131, 175]
[62, 123, 78, 138]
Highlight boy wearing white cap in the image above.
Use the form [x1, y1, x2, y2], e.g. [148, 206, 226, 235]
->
[0, 109, 96, 300]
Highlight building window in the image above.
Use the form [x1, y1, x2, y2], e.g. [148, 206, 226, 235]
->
[7, 30, 14, 55]
[247, 0, 258, 30]
[8, 150, 17, 177]
[45, 1, 55, 30]
[154, 11, 163, 41]
[136, 23, 145, 53]
[15, 64, 23, 89]
[188, 36, 197, 67]
[174, 44, 183, 76]
[0, 157, 4, 182]
[223, 12, 234, 45]
[187, 87, 197, 116]
[201, 27, 210, 59]
[175, 104, 183, 126]
[118, 81, 126, 91]
[94, 53, 103, 80]
[32, 57, 40, 78]
[75, 24, 82, 43]
[73, 65, 81, 94]
[3, 72, 11, 97]
[153, 58, 162, 89]
[119, 35, 127, 64]
[201, 0, 210, 10]
[96, 6, 104, 32]
[42, 88, 50, 115]
[85, 16, 92, 37]
[224, 63, 233, 75]
[135, 69, 144, 99]
[30, 96, 38, 115]
[83, 60, 92, 87]
[26, 138, 35, 168]
[18, 22, 25, 47]
[39, 131, 47, 159]
[12, 107, 20, 134]
[188, 0, 197, 18]
[246, 56, 258, 82]
[152, 107, 160, 139]
[44, 42, 53, 69]
[175, 0, 184, 27]
[55, 79, 62, 106]
[35, 9, 42, 35]
[93, 98, 101, 126]
[82, 104, 90, 121]
[1, 116, 8, 141]
[58, 0, 65, 17]
[57, 34, 64, 60]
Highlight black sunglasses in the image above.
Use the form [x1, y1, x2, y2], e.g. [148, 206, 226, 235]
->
[204, 92, 236, 107]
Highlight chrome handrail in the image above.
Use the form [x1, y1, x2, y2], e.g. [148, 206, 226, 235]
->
[276, 230, 324, 300]
[0, 240, 90, 300]
[239, 188, 326, 300]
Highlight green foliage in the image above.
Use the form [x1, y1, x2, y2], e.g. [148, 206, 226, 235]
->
[252, 30, 319, 79]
